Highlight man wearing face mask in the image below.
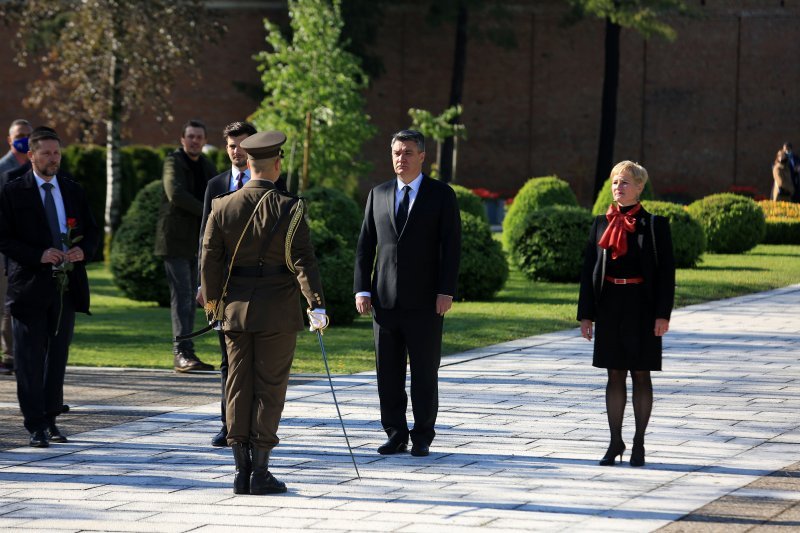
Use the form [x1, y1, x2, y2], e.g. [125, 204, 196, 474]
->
[0, 119, 33, 375]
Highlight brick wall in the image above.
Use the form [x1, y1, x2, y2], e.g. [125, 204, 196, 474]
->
[0, 0, 795, 206]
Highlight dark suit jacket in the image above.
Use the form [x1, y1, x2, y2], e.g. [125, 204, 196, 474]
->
[354, 175, 461, 310]
[577, 206, 675, 322]
[1, 160, 32, 187]
[0, 171, 99, 316]
[199, 169, 233, 263]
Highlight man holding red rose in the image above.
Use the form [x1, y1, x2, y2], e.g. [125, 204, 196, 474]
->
[0, 126, 98, 447]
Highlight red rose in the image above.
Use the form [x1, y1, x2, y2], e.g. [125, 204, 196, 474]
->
[67, 218, 77, 229]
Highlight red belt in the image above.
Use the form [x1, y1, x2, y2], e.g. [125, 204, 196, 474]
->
[605, 276, 644, 285]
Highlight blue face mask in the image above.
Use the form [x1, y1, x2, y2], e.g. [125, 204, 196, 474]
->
[12, 137, 29, 153]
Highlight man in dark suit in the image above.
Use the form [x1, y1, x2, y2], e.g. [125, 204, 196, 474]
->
[354, 129, 461, 457]
[0, 127, 99, 447]
[198, 120, 257, 447]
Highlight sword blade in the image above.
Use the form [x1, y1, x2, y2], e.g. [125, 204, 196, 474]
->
[316, 329, 361, 480]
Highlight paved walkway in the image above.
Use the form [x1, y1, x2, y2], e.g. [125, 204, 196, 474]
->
[0, 285, 799, 532]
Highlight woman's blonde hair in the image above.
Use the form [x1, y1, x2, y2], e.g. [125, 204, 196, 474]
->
[609, 160, 648, 186]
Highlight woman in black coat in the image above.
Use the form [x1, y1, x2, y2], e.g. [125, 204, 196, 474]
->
[577, 161, 675, 467]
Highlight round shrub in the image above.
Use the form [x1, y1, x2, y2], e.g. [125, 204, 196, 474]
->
[306, 220, 358, 326]
[456, 212, 508, 301]
[303, 186, 363, 325]
[641, 200, 706, 268]
[502, 176, 578, 252]
[109, 181, 170, 306]
[758, 200, 800, 244]
[687, 193, 765, 253]
[450, 184, 488, 222]
[592, 176, 655, 215]
[506, 205, 593, 282]
[304, 186, 363, 248]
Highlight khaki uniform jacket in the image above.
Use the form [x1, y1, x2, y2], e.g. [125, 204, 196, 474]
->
[200, 179, 324, 333]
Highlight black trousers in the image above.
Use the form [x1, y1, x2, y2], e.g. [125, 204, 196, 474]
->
[12, 296, 75, 433]
[372, 306, 443, 446]
[218, 330, 228, 426]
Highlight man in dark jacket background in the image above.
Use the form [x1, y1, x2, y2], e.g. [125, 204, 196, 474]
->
[155, 119, 217, 372]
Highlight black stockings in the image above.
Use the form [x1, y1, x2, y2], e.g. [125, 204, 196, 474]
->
[605, 369, 652, 444]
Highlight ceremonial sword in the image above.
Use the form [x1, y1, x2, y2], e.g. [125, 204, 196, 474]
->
[313, 323, 361, 480]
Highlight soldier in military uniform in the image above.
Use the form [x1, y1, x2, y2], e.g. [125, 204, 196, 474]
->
[200, 131, 327, 495]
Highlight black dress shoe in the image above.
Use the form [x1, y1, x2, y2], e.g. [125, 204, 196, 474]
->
[410, 443, 430, 457]
[46, 424, 67, 443]
[29, 430, 49, 448]
[174, 349, 214, 373]
[211, 427, 228, 447]
[377, 437, 407, 455]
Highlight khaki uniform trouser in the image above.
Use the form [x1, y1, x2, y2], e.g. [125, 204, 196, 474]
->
[0, 253, 12, 363]
[224, 329, 296, 450]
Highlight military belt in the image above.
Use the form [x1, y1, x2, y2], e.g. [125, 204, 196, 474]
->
[230, 264, 290, 277]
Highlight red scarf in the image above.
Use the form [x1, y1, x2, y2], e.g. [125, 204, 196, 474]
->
[598, 203, 641, 259]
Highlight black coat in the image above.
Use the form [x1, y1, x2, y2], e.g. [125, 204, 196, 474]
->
[577, 206, 675, 322]
[0, 171, 99, 316]
[354, 175, 461, 310]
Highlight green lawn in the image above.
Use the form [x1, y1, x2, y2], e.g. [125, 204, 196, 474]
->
[70, 244, 800, 373]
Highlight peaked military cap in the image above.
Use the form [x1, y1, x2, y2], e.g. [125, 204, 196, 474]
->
[240, 131, 287, 160]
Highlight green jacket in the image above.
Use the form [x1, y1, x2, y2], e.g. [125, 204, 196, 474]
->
[154, 149, 217, 258]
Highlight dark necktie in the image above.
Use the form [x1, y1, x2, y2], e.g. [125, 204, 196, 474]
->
[235, 172, 245, 190]
[42, 182, 62, 249]
[396, 185, 410, 231]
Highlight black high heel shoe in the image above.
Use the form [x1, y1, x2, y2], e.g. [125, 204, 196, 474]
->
[630, 439, 645, 467]
[599, 441, 626, 466]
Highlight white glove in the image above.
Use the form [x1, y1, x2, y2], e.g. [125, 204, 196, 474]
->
[307, 308, 329, 332]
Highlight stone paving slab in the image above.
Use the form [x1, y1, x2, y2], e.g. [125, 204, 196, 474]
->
[0, 285, 798, 531]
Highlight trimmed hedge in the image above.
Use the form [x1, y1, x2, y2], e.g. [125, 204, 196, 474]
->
[687, 193, 765, 253]
[456, 212, 508, 301]
[758, 200, 800, 244]
[503, 176, 578, 252]
[505, 205, 593, 282]
[641, 200, 706, 268]
[109, 181, 170, 306]
[303, 186, 363, 325]
[450, 184, 488, 222]
[303, 187, 363, 248]
[592, 176, 655, 215]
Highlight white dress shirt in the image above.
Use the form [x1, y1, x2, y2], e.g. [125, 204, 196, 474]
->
[229, 168, 250, 192]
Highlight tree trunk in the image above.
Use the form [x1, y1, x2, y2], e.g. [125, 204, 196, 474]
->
[104, 24, 124, 259]
[593, 17, 621, 201]
[302, 111, 312, 193]
[439, 2, 468, 183]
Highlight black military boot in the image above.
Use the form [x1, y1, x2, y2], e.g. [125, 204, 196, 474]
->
[250, 447, 287, 495]
[231, 443, 252, 495]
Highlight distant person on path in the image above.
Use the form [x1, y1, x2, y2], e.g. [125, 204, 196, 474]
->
[201, 131, 326, 495]
[0, 119, 33, 375]
[354, 129, 461, 458]
[577, 160, 675, 468]
[198, 120, 257, 448]
[772, 149, 794, 201]
[782, 142, 800, 202]
[155, 119, 217, 373]
[0, 127, 99, 447]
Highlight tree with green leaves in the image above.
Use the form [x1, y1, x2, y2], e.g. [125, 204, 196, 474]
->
[0, 0, 224, 250]
[408, 105, 467, 181]
[251, 0, 376, 196]
[565, 0, 692, 201]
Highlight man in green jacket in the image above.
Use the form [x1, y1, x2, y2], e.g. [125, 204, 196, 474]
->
[155, 119, 217, 372]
